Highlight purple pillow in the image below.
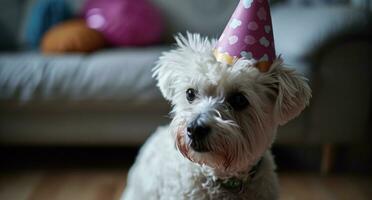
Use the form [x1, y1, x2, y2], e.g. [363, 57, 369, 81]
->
[82, 0, 164, 46]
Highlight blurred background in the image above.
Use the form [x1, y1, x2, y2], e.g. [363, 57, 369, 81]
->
[0, 0, 371, 199]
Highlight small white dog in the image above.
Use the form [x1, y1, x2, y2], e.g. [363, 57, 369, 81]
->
[122, 33, 311, 200]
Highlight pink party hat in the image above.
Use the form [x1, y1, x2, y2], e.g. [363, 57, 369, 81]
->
[214, 0, 276, 72]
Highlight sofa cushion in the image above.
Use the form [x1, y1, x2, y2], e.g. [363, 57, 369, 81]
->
[41, 19, 105, 54]
[272, 5, 371, 66]
[0, 47, 168, 103]
[151, 0, 237, 40]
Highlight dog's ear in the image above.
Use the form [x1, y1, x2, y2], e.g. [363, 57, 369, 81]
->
[153, 33, 215, 101]
[153, 51, 180, 101]
[269, 64, 311, 125]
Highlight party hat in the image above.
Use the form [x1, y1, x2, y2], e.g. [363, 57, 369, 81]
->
[214, 0, 276, 72]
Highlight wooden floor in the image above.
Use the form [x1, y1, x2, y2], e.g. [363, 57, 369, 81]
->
[0, 170, 371, 200]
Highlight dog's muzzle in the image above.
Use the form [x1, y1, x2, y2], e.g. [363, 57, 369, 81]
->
[186, 114, 211, 152]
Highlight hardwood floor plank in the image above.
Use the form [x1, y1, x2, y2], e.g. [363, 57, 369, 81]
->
[324, 175, 372, 200]
[279, 173, 333, 200]
[0, 170, 370, 200]
[0, 171, 44, 200]
[279, 173, 372, 200]
[29, 170, 126, 200]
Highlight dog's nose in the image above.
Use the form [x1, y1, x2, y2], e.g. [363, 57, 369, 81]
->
[187, 119, 211, 140]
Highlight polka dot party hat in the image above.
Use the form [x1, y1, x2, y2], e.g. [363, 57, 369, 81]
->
[214, 0, 276, 72]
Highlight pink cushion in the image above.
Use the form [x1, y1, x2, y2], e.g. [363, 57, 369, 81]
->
[82, 0, 164, 46]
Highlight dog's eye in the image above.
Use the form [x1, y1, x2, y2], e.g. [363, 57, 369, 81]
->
[227, 92, 249, 111]
[186, 88, 196, 102]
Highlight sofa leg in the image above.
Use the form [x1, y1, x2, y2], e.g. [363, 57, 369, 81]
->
[321, 143, 334, 175]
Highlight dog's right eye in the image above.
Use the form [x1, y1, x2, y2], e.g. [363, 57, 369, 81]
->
[227, 92, 249, 111]
[186, 88, 196, 102]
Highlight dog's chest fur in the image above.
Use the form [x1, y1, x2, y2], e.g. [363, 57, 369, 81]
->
[122, 125, 279, 200]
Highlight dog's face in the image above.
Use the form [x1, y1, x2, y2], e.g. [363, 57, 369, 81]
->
[154, 33, 311, 172]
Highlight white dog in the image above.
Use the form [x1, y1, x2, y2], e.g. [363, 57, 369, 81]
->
[122, 33, 311, 200]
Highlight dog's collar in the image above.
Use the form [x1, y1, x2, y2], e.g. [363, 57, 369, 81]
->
[217, 158, 263, 192]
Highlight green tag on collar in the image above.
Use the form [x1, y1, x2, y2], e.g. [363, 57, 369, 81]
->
[221, 177, 243, 191]
[218, 158, 263, 192]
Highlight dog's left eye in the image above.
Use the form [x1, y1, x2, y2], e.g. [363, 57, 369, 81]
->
[186, 88, 196, 102]
[227, 92, 249, 111]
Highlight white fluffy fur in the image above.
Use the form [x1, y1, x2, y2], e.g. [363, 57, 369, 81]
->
[122, 33, 311, 200]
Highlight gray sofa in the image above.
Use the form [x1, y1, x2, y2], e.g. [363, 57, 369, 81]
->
[0, 0, 371, 148]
